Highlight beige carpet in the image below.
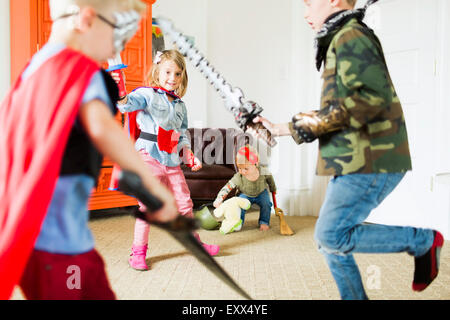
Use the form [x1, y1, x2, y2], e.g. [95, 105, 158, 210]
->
[11, 208, 450, 300]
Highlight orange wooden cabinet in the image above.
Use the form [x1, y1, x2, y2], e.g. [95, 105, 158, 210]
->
[10, 0, 157, 210]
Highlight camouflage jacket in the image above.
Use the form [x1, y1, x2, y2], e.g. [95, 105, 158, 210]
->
[292, 18, 412, 176]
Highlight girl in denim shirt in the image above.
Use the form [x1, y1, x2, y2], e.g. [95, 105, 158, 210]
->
[115, 50, 220, 270]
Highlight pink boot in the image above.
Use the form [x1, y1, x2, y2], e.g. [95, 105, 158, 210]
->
[194, 232, 220, 256]
[129, 244, 149, 271]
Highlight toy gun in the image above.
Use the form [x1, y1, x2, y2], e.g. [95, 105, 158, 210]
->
[155, 17, 277, 147]
[117, 170, 252, 300]
[106, 53, 128, 98]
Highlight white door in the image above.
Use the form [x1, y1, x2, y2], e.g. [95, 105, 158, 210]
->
[362, 0, 449, 237]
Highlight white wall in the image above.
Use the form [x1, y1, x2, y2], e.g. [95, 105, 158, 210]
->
[206, 0, 293, 129]
[436, 0, 450, 176]
[433, 0, 450, 238]
[152, 0, 209, 128]
[0, 0, 10, 100]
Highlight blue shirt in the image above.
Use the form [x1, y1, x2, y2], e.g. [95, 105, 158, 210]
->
[24, 43, 113, 254]
[118, 87, 191, 167]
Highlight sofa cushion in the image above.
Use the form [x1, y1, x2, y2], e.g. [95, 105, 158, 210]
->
[185, 178, 237, 201]
[181, 164, 236, 180]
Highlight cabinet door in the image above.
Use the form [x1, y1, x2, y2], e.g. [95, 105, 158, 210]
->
[37, 0, 52, 50]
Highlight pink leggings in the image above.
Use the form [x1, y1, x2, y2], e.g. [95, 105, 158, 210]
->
[133, 150, 193, 246]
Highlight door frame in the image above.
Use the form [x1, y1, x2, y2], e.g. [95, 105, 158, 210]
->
[10, 0, 38, 83]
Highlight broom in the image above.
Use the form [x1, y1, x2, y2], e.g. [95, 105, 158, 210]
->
[272, 192, 294, 236]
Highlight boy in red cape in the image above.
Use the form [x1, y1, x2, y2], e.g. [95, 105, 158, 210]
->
[0, 0, 177, 300]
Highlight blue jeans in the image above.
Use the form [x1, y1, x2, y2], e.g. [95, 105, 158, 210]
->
[239, 190, 272, 226]
[314, 173, 434, 300]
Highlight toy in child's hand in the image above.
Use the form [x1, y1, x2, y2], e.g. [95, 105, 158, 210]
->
[291, 103, 350, 144]
[183, 148, 202, 171]
[213, 199, 222, 208]
[155, 17, 277, 148]
[106, 53, 128, 98]
[213, 197, 251, 234]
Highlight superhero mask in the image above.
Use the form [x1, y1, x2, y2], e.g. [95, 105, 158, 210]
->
[54, 6, 140, 55]
[100, 10, 141, 54]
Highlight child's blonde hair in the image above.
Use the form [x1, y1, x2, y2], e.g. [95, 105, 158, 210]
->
[235, 145, 259, 166]
[49, 0, 146, 21]
[147, 50, 188, 98]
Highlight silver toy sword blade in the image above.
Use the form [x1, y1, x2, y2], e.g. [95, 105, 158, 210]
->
[155, 17, 277, 147]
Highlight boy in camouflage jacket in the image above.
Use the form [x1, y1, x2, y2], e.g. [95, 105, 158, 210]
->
[254, 0, 443, 299]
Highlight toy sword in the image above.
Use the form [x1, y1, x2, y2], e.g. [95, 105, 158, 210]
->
[106, 53, 128, 98]
[155, 17, 277, 147]
[117, 170, 252, 300]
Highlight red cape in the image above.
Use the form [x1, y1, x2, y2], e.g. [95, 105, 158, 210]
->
[0, 48, 100, 299]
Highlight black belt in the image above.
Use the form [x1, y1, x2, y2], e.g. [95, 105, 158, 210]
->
[139, 131, 158, 142]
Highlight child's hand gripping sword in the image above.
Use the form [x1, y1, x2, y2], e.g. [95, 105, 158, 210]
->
[117, 170, 252, 300]
[155, 17, 277, 147]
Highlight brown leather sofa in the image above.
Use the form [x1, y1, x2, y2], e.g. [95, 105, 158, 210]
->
[181, 128, 254, 205]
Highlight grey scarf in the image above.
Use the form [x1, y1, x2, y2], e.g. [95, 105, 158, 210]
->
[314, 0, 379, 71]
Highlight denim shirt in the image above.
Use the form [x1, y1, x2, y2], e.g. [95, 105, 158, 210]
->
[118, 87, 191, 167]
